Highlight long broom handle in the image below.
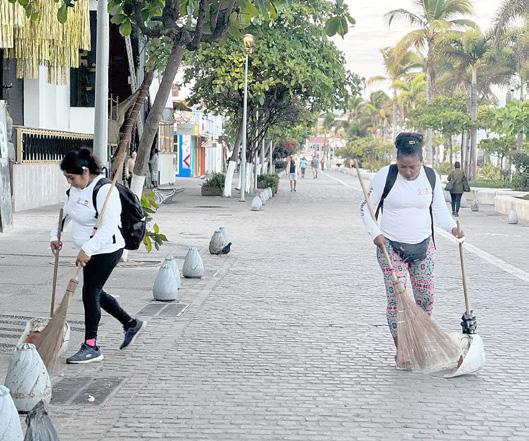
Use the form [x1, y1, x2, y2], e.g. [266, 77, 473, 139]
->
[456, 220, 471, 314]
[50, 208, 63, 317]
[353, 160, 399, 286]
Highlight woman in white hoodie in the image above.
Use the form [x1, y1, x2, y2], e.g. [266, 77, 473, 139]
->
[361, 133, 463, 369]
[50, 149, 144, 364]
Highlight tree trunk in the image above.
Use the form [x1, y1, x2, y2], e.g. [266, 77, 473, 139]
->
[461, 132, 465, 166]
[132, 44, 185, 196]
[115, 70, 155, 197]
[223, 120, 244, 197]
[449, 135, 453, 165]
[425, 49, 434, 166]
[517, 63, 524, 151]
[469, 66, 478, 180]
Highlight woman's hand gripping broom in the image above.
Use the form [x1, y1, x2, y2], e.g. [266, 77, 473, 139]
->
[353, 160, 461, 373]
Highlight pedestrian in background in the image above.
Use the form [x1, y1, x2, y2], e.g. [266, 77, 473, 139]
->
[311, 156, 319, 179]
[50, 149, 145, 364]
[300, 156, 308, 178]
[360, 132, 463, 369]
[149, 148, 159, 188]
[125, 151, 136, 188]
[446, 161, 466, 217]
[320, 158, 325, 171]
[288, 156, 297, 192]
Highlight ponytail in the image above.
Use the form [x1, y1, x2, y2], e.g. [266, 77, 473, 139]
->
[61, 149, 101, 175]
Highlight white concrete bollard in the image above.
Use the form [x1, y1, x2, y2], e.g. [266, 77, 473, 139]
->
[0, 386, 23, 440]
[267, 187, 273, 198]
[153, 260, 179, 301]
[219, 227, 229, 244]
[164, 256, 181, 288]
[209, 230, 226, 255]
[4, 343, 51, 413]
[182, 248, 205, 278]
[508, 208, 519, 224]
[259, 191, 267, 205]
[251, 196, 262, 211]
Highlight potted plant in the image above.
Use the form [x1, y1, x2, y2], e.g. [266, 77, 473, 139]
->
[201, 172, 225, 196]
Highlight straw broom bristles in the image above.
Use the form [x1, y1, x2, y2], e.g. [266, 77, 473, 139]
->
[32, 273, 79, 372]
[354, 160, 462, 373]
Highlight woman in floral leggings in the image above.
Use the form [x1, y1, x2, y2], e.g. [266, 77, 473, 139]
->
[361, 132, 463, 368]
[377, 239, 435, 339]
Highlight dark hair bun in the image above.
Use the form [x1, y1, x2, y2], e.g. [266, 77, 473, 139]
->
[395, 132, 423, 150]
[78, 148, 92, 159]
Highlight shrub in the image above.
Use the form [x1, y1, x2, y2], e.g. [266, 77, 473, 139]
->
[436, 162, 453, 175]
[257, 173, 280, 193]
[202, 172, 225, 189]
[274, 160, 286, 171]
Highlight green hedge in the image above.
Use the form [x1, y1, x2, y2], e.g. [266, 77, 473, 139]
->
[257, 173, 280, 193]
[202, 172, 225, 189]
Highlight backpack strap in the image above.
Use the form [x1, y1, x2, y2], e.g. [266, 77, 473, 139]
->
[424, 166, 436, 246]
[91, 178, 112, 219]
[375, 164, 398, 220]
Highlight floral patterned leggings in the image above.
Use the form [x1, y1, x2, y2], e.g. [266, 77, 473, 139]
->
[376, 239, 436, 338]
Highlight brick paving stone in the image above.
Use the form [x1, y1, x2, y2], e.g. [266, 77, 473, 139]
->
[1, 172, 529, 440]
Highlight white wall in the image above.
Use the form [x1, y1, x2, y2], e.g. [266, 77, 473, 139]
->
[12, 163, 68, 211]
[206, 144, 223, 174]
[159, 153, 177, 185]
[24, 67, 95, 134]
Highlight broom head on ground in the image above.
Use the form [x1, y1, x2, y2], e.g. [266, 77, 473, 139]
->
[32, 275, 79, 372]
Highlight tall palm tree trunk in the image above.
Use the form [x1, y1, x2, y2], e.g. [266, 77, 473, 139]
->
[426, 53, 434, 166]
[469, 66, 478, 180]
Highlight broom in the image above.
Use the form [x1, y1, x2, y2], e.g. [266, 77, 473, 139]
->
[33, 144, 130, 372]
[353, 160, 462, 373]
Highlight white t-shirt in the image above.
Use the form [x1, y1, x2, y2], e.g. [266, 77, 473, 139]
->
[50, 175, 124, 256]
[361, 165, 456, 244]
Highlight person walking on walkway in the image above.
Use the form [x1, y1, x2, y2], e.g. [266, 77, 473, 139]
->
[149, 148, 159, 188]
[125, 151, 136, 188]
[360, 132, 463, 369]
[311, 156, 319, 179]
[446, 161, 466, 217]
[288, 156, 297, 192]
[300, 156, 307, 178]
[50, 149, 145, 364]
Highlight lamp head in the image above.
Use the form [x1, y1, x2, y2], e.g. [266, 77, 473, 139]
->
[243, 34, 255, 53]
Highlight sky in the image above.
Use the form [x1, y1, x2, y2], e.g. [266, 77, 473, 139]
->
[333, 0, 502, 96]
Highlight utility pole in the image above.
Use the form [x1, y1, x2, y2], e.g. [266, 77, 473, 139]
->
[94, 0, 109, 173]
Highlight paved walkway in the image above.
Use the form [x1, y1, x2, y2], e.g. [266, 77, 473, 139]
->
[1, 170, 529, 440]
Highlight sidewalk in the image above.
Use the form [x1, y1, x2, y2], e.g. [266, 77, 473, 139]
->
[1, 172, 529, 440]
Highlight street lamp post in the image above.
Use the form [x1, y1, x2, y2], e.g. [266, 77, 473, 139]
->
[240, 34, 254, 202]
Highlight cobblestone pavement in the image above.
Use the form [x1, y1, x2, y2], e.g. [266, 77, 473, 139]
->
[1, 170, 529, 440]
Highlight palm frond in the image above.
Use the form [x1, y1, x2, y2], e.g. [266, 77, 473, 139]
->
[385, 9, 424, 28]
[494, 0, 529, 39]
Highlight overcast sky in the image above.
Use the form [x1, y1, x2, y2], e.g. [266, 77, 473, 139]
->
[333, 0, 502, 95]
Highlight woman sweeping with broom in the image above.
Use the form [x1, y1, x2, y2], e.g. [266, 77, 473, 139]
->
[360, 133, 463, 369]
[49, 149, 144, 364]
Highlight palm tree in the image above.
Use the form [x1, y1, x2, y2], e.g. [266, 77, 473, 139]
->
[367, 48, 422, 142]
[386, 0, 476, 164]
[437, 30, 493, 179]
[393, 72, 427, 123]
[494, 0, 529, 39]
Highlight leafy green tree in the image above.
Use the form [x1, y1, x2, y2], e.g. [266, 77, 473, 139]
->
[185, 0, 360, 195]
[408, 96, 469, 164]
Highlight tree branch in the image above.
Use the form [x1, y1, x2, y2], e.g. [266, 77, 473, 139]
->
[187, 0, 210, 50]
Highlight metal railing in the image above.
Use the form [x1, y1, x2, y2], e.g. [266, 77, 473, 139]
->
[15, 126, 94, 163]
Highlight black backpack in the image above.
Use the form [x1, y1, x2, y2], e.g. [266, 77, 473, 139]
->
[375, 164, 437, 243]
[92, 178, 146, 250]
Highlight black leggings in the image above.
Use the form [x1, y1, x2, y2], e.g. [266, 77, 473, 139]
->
[82, 249, 132, 340]
[450, 193, 463, 214]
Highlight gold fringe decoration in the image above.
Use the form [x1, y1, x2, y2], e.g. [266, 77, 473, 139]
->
[0, 0, 90, 84]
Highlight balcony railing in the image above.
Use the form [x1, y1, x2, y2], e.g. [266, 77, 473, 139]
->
[15, 126, 94, 163]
